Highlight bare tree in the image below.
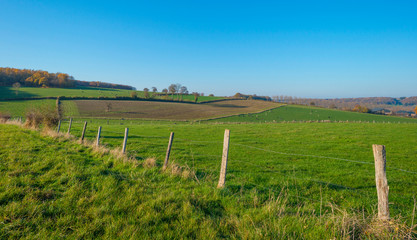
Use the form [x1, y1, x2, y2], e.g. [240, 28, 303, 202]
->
[180, 86, 187, 94]
[179, 86, 187, 101]
[192, 92, 199, 103]
[12, 82, 21, 96]
[152, 87, 157, 93]
[168, 84, 178, 99]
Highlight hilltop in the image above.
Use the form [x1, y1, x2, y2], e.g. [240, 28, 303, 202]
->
[0, 67, 134, 90]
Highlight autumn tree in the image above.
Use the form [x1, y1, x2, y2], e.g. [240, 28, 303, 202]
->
[130, 91, 138, 98]
[352, 104, 369, 113]
[143, 88, 150, 99]
[162, 88, 168, 99]
[414, 105, 417, 114]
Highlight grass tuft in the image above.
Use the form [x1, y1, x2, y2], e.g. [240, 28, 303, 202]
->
[143, 157, 157, 168]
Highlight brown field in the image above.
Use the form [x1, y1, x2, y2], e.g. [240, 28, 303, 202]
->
[71, 100, 281, 120]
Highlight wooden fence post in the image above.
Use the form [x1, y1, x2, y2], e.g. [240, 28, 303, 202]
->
[163, 132, 174, 170]
[67, 118, 73, 134]
[57, 120, 61, 133]
[217, 129, 230, 188]
[96, 126, 102, 146]
[81, 121, 87, 141]
[122, 128, 129, 153]
[372, 144, 390, 221]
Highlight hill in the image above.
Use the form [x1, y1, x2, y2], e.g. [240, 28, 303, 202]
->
[209, 104, 417, 123]
[0, 67, 134, 90]
[277, 96, 417, 115]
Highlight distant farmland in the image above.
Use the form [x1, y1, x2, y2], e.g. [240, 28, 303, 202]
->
[210, 104, 417, 123]
[66, 99, 281, 120]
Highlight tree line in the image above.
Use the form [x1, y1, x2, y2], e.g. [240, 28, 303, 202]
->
[0, 67, 134, 90]
[144, 84, 207, 102]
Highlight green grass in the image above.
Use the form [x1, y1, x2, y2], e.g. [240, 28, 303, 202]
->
[0, 87, 224, 103]
[210, 104, 417, 123]
[61, 100, 79, 116]
[60, 119, 417, 218]
[1, 123, 416, 238]
[0, 87, 139, 99]
[0, 100, 56, 117]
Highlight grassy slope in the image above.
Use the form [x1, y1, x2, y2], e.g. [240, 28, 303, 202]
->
[58, 120, 417, 220]
[210, 104, 417, 123]
[0, 87, 223, 103]
[0, 124, 383, 239]
[0, 87, 139, 99]
[0, 100, 56, 117]
[1, 124, 416, 238]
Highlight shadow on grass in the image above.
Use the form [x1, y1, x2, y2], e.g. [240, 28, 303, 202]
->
[0, 87, 37, 99]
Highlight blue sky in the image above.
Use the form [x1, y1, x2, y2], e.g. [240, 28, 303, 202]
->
[1, 0, 416, 98]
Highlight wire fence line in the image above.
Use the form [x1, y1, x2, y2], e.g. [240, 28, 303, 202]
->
[231, 159, 356, 190]
[56, 122, 417, 206]
[230, 142, 417, 175]
[59, 122, 417, 175]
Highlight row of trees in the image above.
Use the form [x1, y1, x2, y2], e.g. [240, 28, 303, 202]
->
[0, 67, 76, 88]
[142, 84, 203, 102]
[0, 67, 134, 90]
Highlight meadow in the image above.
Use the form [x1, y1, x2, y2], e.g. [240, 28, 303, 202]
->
[57, 119, 417, 219]
[0, 87, 224, 103]
[0, 100, 56, 117]
[1, 94, 417, 238]
[211, 104, 417, 123]
[1, 121, 416, 238]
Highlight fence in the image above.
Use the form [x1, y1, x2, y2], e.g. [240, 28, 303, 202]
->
[52, 118, 417, 223]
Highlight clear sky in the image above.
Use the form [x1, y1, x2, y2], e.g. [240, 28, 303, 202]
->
[1, 0, 416, 98]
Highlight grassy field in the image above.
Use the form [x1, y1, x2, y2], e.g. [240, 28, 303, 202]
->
[0, 100, 56, 117]
[0, 86, 138, 99]
[64, 100, 281, 120]
[210, 104, 417, 123]
[0, 87, 224, 103]
[56, 119, 417, 219]
[1, 123, 416, 239]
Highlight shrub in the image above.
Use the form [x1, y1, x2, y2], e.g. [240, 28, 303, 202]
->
[25, 105, 60, 129]
[0, 112, 11, 123]
[130, 91, 138, 99]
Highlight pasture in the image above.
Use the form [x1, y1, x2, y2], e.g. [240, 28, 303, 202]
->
[0, 87, 224, 102]
[1, 96, 417, 238]
[57, 119, 417, 220]
[0, 100, 56, 117]
[1, 120, 417, 238]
